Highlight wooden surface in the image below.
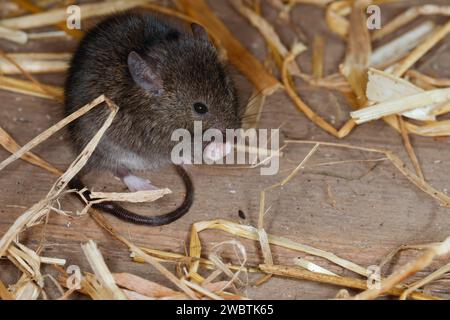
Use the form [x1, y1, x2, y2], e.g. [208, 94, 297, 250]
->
[1, 1, 450, 299]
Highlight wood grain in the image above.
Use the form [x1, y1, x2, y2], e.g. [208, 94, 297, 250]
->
[0, 0, 449, 299]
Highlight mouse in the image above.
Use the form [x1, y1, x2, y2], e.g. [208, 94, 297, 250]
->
[64, 11, 242, 225]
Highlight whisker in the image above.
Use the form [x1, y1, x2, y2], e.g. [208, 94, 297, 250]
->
[244, 89, 265, 106]
[241, 110, 284, 120]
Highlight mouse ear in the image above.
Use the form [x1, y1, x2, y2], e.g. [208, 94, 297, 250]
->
[128, 51, 163, 95]
[191, 23, 209, 42]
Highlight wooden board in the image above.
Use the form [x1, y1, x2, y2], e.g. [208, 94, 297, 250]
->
[0, 0, 449, 299]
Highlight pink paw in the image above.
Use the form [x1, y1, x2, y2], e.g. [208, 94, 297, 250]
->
[122, 175, 158, 192]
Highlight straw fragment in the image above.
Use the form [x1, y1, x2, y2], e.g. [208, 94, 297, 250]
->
[89, 209, 199, 300]
[351, 88, 450, 124]
[294, 258, 338, 276]
[0, 279, 14, 300]
[81, 240, 127, 300]
[370, 21, 435, 68]
[0, 75, 63, 100]
[283, 48, 355, 138]
[230, 0, 305, 76]
[0, 53, 70, 74]
[113, 273, 179, 299]
[372, 5, 450, 41]
[0, 95, 106, 172]
[176, 0, 281, 96]
[0, 125, 62, 176]
[393, 20, 450, 77]
[259, 264, 439, 300]
[188, 219, 368, 277]
[285, 139, 450, 206]
[11, 0, 84, 39]
[398, 115, 424, 180]
[312, 35, 325, 79]
[0, 95, 117, 257]
[0, 0, 153, 30]
[325, 1, 350, 38]
[400, 262, 450, 300]
[354, 237, 450, 300]
[0, 25, 27, 44]
[340, 0, 371, 106]
[406, 70, 450, 88]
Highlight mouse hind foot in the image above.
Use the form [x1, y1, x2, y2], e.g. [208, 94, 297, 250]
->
[123, 175, 158, 192]
[116, 166, 159, 192]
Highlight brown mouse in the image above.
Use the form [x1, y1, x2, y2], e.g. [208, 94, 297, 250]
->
[64, 11, 242, 225]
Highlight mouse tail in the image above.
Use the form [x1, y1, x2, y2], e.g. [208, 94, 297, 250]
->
[68, 165, 194, 226]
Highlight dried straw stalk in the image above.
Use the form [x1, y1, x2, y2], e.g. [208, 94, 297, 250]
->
[81, 240, 127, 300]
[0, 96, 118, 300]
[132, 247, 260, 274]
[253, 144, 322, 285]
[11, 0, 84, 39]
[340, 0, 371, 106]
[289, 0, 333, 5]
[352, 88, 450, 124]
[28, 30, 68, 40]
[0, 25, 27, 44]
[229, 0, 305, 76]
[0, 75, 63, 100]
[188, 219, 368, 278]
[353, 69, 450, 136]
[0, 95, 106, 172]
[372, 5, 450, 41]
[285, 139, 450, 207]
[399, 262, 450, 300]
[0, 53, 70, 74]
[113, 273, 181, 299]
[0, 49, 63, 100]
[0, 125, 62, 176]
[259, 264, 439, 300]
[354, 237, 450, 300]
[282, 47, 356, 138]
[0, 0, 153, 29]
[326, 0, 351, 38]
[370, 21, 435, 69]
[326, 0, 424, 38]
[407, 70, 450, 88]
[398, 115, 424, 180]
[88, 209, 199, 300]
[231, 0, 356, 138]
[375, 21, 450, 136]
[312, 35, 325, 79]
[393, 20, 450, 77]
[79, 189, 172, 216]
[0, 279, 14, 300]
[0, 95, 118, 258]
[113, 272, 242, 300]
[176, 0, 281, 96]
[0, 94, 189, 300]
[294, 258, 338, 276]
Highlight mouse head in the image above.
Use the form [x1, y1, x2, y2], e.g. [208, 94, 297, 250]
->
[127, 23, 242, 143]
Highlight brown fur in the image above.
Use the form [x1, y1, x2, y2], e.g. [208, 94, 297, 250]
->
[64, 11, 242, 225]
[65, 11, 241, 174]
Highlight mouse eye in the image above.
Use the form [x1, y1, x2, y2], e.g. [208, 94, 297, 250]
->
[193, 102, 208, 115]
